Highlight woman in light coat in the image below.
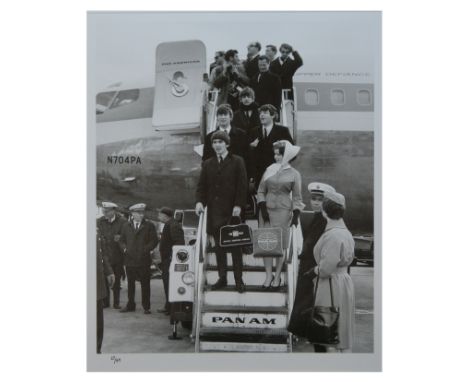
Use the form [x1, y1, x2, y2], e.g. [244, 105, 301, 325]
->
[257, 140, 304, 289]
[312, 191, 355, 352]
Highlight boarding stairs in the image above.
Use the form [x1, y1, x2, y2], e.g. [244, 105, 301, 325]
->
[191, 212, 303, 352]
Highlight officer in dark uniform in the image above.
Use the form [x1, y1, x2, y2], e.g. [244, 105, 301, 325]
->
[97, 201, 126, 309]
[119, 203, 159, 314]
[157, 206, 185, 314]
[288, 182, 335, 352]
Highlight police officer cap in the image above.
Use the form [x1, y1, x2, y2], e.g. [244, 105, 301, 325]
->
[324, 191, 346, 208]
[159, 206, 174, 217]
[102, 201, 118, 208]
[129, 203, 146, 212]
[211, 130, 230, 145]
[307, 182, 335, 195]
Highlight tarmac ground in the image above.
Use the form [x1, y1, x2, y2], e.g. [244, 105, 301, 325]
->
[100, 264, 374, 353]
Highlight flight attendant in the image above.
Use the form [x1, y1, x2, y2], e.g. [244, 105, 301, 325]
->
[257, 140, 304, 289]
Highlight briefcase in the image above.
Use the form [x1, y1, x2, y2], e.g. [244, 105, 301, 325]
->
[219, 222, 253, 248]
[252, 227, 283, 257]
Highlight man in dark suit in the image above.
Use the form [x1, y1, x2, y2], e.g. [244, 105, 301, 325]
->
[270, 43, 303, 96]
[232, 87, 261, 136]
[119, 203, 159, 314]
[243, 41, 262, 81]
[97, 201, 126, 309]
[250, 55, 282, 112]
[96, 227, 114, 353]
[196, 131, 248, 293]
[157, 206, 185, 314]
[250, 104, 294, 187]
[202, 104, 252, 180]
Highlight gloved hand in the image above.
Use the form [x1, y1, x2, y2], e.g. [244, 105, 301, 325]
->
[258, 202, 270, 224]
[290, 209, 300, 227]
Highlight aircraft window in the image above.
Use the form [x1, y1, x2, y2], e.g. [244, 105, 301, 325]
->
[109, 89, 140, 109]
[304, 89, 319, 105]
[96, 91, 117, 110]
[331, 89, 345, 105]
[357, 89, 371, 105]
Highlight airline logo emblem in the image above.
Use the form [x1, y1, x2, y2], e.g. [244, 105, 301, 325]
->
[258, 231, 279, 251]
[169, 71, 189, 97]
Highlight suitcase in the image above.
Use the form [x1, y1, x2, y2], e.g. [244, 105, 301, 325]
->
[219, 222, 253, 248]
[252, 227, 283, 257]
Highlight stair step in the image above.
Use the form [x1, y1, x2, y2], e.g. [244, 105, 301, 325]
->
[204, 285, 287, 293]
[200, 341, 288, 352]
[206, 265, 286, 272]
[201, 311, 287, 329]
[199, 327, 289, 343]
[202, 305, 288, 314]
[206, 252, 277, 267]
[203, 288, 287, 307]
[205, 270, 285, 286]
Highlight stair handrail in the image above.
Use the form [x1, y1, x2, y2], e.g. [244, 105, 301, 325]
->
[194, 208, 208, 352]
[206, 90, 219, 135]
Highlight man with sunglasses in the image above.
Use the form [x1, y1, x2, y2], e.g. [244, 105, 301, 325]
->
[209, 51, 225, 75]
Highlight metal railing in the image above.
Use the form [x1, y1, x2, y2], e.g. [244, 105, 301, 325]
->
[193, 209, 208, 352]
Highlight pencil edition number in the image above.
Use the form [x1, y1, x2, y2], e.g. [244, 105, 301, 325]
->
[110, 355, 121, 364]
[107, 156, 142, 165]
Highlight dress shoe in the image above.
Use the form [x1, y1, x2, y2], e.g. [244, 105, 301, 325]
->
[211, 278, 227, 290]
[235, 282, 246, 294]
[113, 304, 122, 310]
[120, 306, 135, 313]
[271, 278, 282, 291]
[157, 308, 169, 314]
[262, 277, 273, 289]
[144, 309, 151, 314]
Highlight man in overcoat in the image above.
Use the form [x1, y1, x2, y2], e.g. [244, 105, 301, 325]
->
[249, 104, 294, 188]
[202, 104, 252, 180]
[250, 55, 282, 112]
[244, 41, 262, 81]
[97, 201, 126, 309]
[157, 206, 185, 314]
[96, 227, 114, 353]
[196, 131, 248, 293]
[119, 203, 158, 314]
[269, 44, 303, 94]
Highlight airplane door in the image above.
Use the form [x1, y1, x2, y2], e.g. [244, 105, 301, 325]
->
[153, 40, 207, 131]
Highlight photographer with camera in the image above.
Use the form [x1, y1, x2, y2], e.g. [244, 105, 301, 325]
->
[211, 49, 249, 111]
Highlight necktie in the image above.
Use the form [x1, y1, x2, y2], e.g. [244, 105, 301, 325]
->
[218, 155, 223, 164]
[135, 222, 139, 230]
[263, 127, 267, 139]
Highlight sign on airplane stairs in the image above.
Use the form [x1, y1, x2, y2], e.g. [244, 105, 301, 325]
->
[199, 244, 292, 352]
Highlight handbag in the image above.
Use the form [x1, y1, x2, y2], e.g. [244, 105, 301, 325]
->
[252, 227, 283, 257]
[302, 273, 340, 345]
[219, 218, 253, 248]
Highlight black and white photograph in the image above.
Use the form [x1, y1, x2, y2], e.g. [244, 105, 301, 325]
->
[87, 11, 381, 371]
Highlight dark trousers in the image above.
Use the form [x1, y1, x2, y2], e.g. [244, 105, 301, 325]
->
[126, 266, 151, 310]
[97, 299, 104, 353]
[161, 258, 170, 310]
[214, 236, 243, 283]
[105, 263, 125, 306]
